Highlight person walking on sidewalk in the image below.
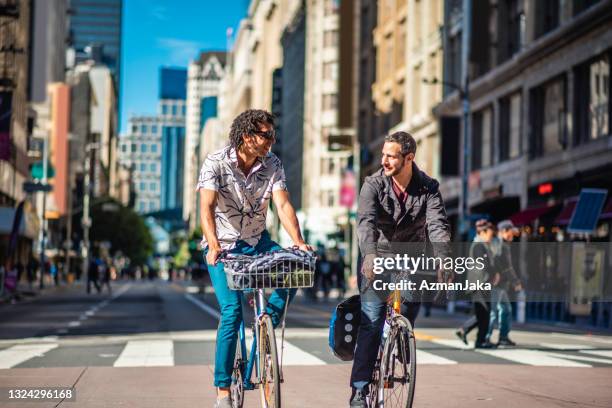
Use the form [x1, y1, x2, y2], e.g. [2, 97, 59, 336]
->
[455, 219, 499, 349]
[349, 131, 452, 407]
[486, 220, 522, 346]
[197, 109, 312, 408]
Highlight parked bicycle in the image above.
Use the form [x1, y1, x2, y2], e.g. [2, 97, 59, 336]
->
[219, 248, 316, 408]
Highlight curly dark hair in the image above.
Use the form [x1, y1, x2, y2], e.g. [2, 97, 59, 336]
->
[229, 109, 275, 150]
[384, 131, 417, 156]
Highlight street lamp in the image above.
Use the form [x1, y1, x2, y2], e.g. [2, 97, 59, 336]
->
[423, 75, 471, 239]
[82, 142, 99, 293]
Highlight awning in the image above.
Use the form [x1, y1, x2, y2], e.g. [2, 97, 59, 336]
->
[554, 197, 578, 225]
[601, 198, 612, 219]
[510, 204, 559, 227]
[0, 206, 40, 240]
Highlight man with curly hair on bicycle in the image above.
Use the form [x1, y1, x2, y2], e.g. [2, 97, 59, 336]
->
[349, 131, 452, 407]
[197, 109, 312, 408]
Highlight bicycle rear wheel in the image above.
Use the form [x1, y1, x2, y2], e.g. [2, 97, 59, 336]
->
[258, 314, 281, 408]
[377, 315, 416, 408]
[231, 345, 244, 408]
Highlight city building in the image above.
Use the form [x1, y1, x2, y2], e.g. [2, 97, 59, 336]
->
[280, 4, 306, 210]
[118, 117, 162, 214]
[301, 0, 352, 243]
[69, 0, 123, 91]
[158, 67, 187, 211]
[183, 51, 226, 228]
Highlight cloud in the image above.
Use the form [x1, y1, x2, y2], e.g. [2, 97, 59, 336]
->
[157, 38, 202, 65]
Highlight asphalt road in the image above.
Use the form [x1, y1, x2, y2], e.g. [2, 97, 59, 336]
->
[0, 280, 611, 407]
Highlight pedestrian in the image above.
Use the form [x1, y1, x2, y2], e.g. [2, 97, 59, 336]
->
[349, 131, 451, 407]
[316, 247, 332, 301]
[87, 256, 101, 294]
[333, 249, 346, 299]
[100, 259, 112, 294]
[455, 219, 499, 349]
[26, 257, 37, 290]
[486, 220, 522, 346]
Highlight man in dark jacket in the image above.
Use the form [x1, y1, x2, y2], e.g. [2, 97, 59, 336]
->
[349, 131, 451, 407]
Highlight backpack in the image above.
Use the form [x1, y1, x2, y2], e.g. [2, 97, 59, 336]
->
[328, 295, 361, 361]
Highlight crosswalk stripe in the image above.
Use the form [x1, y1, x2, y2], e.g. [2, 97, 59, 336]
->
[0, 344, 58, 369]
[476, 349, 591, 367]
[580, 350, 612, 359]
[279, 340, 326, 366]
[430, 339, 472, 350]
[545, 352, 612, 365]
[539, 343, 595, 350]
[113, 340, 174, 367]
[416, 349, 457, 365]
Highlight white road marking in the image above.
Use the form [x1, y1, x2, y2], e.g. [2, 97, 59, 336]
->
[430, 339, 472, 350]
[580, 350, 612, 359]
[539, 343, 596, 350]
[476, 349, 591, 367]
[278, 340, 326, 366]
[550, 333, 612, 345]
[113, 340, 174, 367]
[0, 344, 58, 369]
[416, 349, 457, 365]
[545, 352, 612, 365]
[68, 321, 81, 327]
[184, 294, 220, 319]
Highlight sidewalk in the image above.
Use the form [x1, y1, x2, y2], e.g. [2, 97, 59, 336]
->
[1, 364, 611, 407]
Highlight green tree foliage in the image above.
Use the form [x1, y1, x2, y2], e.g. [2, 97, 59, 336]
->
[90, 198, 153, 265]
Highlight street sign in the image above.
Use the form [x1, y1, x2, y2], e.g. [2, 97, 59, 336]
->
[22, 181, 52, 193]
[30, 161, 55, 179]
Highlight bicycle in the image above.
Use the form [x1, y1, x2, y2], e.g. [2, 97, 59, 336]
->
[366, 270, 445, 408]
[219, 249, 316, 408]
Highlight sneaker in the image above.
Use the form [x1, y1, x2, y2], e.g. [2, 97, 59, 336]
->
[349, 388, 368, 408]
[455, 329, 468, 345]
[498, 338, 517, 346]
[214, 396, 232, 408]
[475, 341, 497, 349]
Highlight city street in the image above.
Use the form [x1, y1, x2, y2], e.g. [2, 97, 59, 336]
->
[0, 280, 611, 407]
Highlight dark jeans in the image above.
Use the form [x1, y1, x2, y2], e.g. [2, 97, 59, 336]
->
[350, 278, 420, 387]
[462, 301, 490, 345]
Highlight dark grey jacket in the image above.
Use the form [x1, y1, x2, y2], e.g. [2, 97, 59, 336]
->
[357, 163, 451, 258]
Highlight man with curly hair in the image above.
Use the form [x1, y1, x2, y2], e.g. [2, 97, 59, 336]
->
[197, 109, 312, 408]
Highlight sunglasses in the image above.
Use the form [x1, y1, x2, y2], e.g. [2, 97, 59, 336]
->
[253, 129, 276, 140]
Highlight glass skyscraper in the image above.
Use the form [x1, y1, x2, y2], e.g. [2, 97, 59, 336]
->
[69, 0, 123, 91]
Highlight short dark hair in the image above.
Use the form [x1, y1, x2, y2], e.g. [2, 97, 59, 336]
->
[229, 109, 275, 150]
[384, 131, 417, 156]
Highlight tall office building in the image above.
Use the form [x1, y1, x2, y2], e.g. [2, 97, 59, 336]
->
[158, 67, 187, 211]
[68, 0, 123, 90]
[183, 51, 226, 226]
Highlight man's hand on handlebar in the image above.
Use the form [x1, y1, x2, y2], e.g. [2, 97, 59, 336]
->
[295, 241, 314, 252]
[437, 267, 453, 284]
[206, 244, 222, 266]
[361, 254, 377, 282]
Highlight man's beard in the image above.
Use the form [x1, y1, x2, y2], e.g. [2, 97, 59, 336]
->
[384, 161, 406, 176]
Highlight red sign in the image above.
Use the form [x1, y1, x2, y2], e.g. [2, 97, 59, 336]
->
[340, 169, 356, 208]
[538, 183, 553, 195]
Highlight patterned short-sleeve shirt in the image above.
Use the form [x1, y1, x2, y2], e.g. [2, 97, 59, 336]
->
[196, 145, 287, 249]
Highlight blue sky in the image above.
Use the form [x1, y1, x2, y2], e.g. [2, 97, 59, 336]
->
[119, 0, 248, 132]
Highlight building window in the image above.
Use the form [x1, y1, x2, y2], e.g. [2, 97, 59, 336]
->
[447, 33, 462, 97]
[534, 0, 559, 39]
[323, 30, 338, 48]
[162, 105, 168, 115]
[322, 94, 338, 110]
[121, 144, 127, 153]
[140, 163, 146, 172]
[140, 182, 146, 191]
[131, 124, 137, 133]
[530, 76, 567, 158]
[172, 104, 177, 116]
[574, 52, 610, 144]
[324, 0, 338, 16]
[138, 201, 146, 212]
[131, 144, 137, 153]
[499, 93, 522, 162]
[323, 62, 337, 80]
[498, 0, 524, 63]
[141, 124, 148, 134]
[151, 125, 158, 134]
[151, 143, 158, 153]
[141, 143, 148, 153]
[149, 202, 156, 211]
[150, 163, 157, 172]
[150, 182, 157, 191]
[182, 105, 186, 115]
[472, 107, 493, 169]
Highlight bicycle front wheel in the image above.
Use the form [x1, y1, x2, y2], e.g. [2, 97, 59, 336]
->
[258, 314, 281, 408]
[377, 315, 417, 408]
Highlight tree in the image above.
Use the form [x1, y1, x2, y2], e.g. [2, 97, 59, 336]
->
[90, 198, 153, 265]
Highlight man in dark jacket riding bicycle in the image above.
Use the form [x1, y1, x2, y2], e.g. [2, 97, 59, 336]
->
[349, 131, 452, 407]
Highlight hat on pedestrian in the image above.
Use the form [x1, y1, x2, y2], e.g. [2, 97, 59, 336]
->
[497, 219, 518, 232]
[475, 219, 494, 232]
